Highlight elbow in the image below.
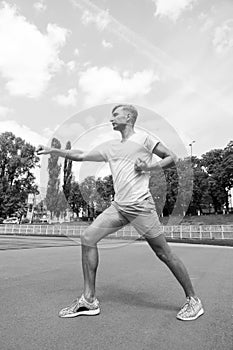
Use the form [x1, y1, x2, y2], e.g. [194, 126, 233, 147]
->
[167, 149, 177, 164]
[166, 152, 177, 167]
[70, 155, 83, 162]
[172, 153, 178, 164]
[69, 150, 85, 162]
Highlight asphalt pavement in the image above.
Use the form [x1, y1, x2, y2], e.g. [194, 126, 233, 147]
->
[0, 236, 232, 350]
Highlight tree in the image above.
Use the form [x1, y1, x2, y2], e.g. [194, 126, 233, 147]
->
[102, 175, 114, 201]
[163, 166, 179, 216]
[173, 158, 193, 217]
[149, 158, 193, 218]
[68, 175, 114, 218]
[80, 176, 97, 218]
[68, 181, 86, 217]
[63, 141, 72, 200]
[0, 132, 39, 219]
[45, 138, 61, 219]
[222, 141, 233, 206]
[188, 157, 211, 215]
[149, 168, 167, 216]
[96, 175, 114, 213]
[54, 191, 68, 218]
[201, 149, 228, 213]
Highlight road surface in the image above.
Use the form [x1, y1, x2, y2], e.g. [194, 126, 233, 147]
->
[0, 236, 232, 350]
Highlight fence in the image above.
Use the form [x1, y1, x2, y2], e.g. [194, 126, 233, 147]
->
[0, 224, 233, 240]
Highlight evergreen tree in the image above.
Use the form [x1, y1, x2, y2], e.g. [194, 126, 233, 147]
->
[45, 138, 61, 219]
[63, 140, 72, 200]
[54, 191, 68, 219]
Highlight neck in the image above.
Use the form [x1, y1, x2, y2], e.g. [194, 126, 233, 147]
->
[120, 126, 135, 142]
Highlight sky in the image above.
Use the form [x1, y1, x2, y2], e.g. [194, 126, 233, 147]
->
[0, 0, 233, 168]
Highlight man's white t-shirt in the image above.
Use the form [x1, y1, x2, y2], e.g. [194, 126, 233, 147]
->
[95, 132, 159, 206]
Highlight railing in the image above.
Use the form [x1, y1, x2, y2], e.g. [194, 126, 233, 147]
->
[0, 224, 233, 240]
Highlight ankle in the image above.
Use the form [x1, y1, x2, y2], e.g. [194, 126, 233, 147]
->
[186, 291, 196, 298]
[83, 294, 95, 303]
[187, 295, 199, 302]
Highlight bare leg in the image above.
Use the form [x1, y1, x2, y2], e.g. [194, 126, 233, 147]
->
[81, 243, 99, 302]
[80, 206, 128, 302]
[146, 234, 195, 297]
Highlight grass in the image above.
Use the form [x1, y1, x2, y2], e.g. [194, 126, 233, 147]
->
[64, 214, 233, 226]
[160, 214, 233, 226]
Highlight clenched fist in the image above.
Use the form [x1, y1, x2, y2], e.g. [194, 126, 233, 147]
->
[36, 145, 51, 155]
[134, 158, 148, 173]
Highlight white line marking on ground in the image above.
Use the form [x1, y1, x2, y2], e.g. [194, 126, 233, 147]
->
[132, 241, 233, 249]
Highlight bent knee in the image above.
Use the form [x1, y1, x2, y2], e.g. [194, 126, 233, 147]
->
[155, 248, 174, 263]
[81, 229, 98, 247]
[155, 249, 167, 261]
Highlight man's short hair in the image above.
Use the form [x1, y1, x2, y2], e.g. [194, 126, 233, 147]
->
[112, 104, 138, 125]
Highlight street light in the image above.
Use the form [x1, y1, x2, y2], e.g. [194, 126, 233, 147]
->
[189, 141, 195, 158]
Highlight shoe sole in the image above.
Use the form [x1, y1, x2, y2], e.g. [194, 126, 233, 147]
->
[176, 308, 204, 321]
[59, 308, 100, 318]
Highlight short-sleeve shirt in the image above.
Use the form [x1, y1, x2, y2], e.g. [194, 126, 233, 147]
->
[95, 132, 159, 206]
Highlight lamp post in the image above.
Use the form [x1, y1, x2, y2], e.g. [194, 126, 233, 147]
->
[189, 141, 195, 158]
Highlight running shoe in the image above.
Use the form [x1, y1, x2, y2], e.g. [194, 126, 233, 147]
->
[176, 296, 204, 321]
[58, 294, 100, 318]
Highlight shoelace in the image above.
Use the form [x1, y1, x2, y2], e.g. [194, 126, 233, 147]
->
[63, 299, 80, 312]
[63, 296, 98, 314]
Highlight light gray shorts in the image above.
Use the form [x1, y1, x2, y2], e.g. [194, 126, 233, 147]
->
[94, 196, 163, 240]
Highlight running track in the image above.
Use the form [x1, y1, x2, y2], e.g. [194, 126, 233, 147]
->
[0, 236, 232, 350]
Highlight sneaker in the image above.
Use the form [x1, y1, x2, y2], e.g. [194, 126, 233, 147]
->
[58, 294, 100, 318]
[176, 296, 204, 321]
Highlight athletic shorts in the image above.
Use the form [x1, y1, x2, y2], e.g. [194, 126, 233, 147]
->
[95, 196, 163, 239]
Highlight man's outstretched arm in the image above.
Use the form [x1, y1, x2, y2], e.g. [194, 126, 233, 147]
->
[36, 145, 105, 162]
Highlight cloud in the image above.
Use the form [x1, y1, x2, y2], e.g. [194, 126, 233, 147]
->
[102, 39, 113, 49]
[198, 12, 214, 32]
[0, 2, 69, 98]
[66, 60, 76, 72]
[42, 127, 55, 139]
[154, 82, 233, 157]
[81, 8, 110, 31]
[0, 105, 13, 119]
[153, 0, 196, 21]
[0, 120, 48, 146]
[78, 66, 158, 106]
[33, 1, 47, 12]
[54, 88, 78, 107]
[213, 20, 233, 54]
[201, 18, 214, 32]
[71, 0, 185, 79]
[74, 48, 80, 56]
[52, 122, 86, 145]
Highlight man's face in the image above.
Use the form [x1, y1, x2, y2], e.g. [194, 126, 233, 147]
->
[110, 107, 128, 131]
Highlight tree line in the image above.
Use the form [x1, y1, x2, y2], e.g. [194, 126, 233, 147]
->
[0, 132, 39, 220]
[0, 131, 232, 221]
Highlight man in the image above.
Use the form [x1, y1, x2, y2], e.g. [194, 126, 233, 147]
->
[37, 104, 204, 321]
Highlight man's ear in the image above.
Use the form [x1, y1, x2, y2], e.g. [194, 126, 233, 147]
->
[126, 113, 131, 122]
